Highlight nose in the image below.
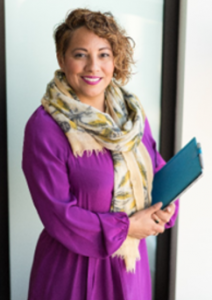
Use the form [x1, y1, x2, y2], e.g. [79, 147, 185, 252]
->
[84, 55, 100, 73]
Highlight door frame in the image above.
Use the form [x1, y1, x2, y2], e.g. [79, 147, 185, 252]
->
[0, 0, 10, 299]
[155, 1, 180, 300]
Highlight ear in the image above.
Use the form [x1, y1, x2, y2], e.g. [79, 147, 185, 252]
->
[57, 52, 65, 71]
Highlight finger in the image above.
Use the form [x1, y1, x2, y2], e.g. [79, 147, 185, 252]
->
[152, 213, 161, 224]
[152, 224, 165, 235]
[165, 202, 175, 213]
[165, 207, 171, 213]
[154, 210, 170, 223]
[164, 206, 171, 213]
[163, 204, 176, 220]
[148, 202, 163, 214]
[156, 224, 165, 234]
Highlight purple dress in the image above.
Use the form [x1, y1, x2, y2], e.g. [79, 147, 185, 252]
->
[22, 106, 179, 300]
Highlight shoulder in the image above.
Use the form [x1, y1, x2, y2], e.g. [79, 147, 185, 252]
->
[25, 106, 62, 136]
[24, 106, 70, 157]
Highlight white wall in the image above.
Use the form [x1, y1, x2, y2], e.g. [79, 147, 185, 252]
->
[175, 1, 212, 299]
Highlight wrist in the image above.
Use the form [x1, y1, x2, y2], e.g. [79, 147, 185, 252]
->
[128, 216, 135, 237]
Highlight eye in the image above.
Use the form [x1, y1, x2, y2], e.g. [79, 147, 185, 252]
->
[100, 53, 110, 58]
[74, 53, 86, 58]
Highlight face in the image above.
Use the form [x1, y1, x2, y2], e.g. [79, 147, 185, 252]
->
[58, 26, 115, 108]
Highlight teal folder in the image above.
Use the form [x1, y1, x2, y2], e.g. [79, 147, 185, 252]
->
[151, 137, 203, 209]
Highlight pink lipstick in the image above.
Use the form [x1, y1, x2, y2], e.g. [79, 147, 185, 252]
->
[81, 76, 102, 85]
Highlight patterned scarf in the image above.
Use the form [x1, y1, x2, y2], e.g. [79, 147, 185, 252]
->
[41, 70, 153, 272]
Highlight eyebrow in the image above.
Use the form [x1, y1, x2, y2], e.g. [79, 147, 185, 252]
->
[72, 47, 112, 52]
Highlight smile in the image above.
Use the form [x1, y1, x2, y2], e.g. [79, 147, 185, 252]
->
[81, 76, 102, 85]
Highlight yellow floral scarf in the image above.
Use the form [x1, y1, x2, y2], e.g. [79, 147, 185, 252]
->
[41, 70, 153, 272]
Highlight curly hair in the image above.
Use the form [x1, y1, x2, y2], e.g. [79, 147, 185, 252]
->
[54, 8, 135, 85]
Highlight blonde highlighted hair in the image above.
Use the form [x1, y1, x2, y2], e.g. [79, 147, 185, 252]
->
[54, 8, 135, 85]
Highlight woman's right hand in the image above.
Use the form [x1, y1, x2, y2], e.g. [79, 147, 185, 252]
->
[128, 202, 165, 239]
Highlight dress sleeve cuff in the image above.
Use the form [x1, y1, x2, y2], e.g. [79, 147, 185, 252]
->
[98, 212, 129, 257]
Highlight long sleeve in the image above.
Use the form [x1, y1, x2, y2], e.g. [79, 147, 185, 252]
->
[22, 107, 129, 259]
[142, 118, 179, 228]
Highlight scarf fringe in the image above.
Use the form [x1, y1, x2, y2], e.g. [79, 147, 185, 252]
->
[112, 252, 141, 273]
[73, 148, 106, 158]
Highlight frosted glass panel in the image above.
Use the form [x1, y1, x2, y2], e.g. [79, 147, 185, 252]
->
[5, 1, 164, 299]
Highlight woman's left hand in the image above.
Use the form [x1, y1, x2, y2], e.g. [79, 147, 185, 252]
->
[152, 202, 176, 234]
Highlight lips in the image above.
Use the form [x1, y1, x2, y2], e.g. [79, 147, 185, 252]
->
[81, 76, 102, 85]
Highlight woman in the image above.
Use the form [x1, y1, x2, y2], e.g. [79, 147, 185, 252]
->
[22, 8, 178, 300]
